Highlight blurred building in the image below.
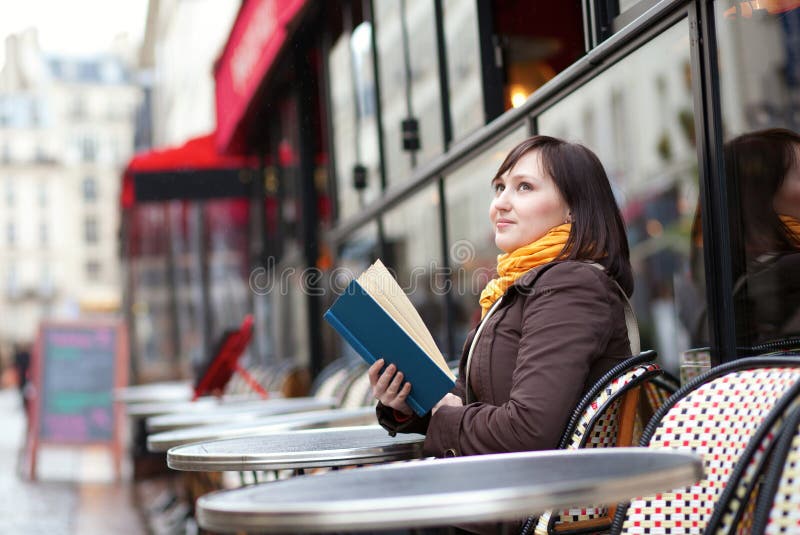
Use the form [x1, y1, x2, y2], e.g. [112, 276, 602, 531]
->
[0, 29, 141, 344]
[141, 0, 240, 145]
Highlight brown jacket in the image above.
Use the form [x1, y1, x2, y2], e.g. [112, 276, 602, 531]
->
[378, 260, 633, 457]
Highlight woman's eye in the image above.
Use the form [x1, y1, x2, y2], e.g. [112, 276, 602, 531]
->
[492, 183, 504, 194]
[518, 182, 532, 191]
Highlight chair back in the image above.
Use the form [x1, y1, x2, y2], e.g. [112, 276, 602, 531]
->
[610, 356, 800, 535]
[522, 350, 673, 535]
[751, 403, 800, 534]
[704, 378, 800, 535]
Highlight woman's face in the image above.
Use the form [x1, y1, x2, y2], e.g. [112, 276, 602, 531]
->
[489, 150, 570, 254]
[774, 144, 800, 219]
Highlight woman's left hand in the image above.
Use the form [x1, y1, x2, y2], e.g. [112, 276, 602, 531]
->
[432, 393, 463, 414]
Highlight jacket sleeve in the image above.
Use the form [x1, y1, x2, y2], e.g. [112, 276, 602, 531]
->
[423, 263, 617, 457]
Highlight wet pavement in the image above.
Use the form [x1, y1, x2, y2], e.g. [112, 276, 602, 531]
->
[0, 388, 145, 534]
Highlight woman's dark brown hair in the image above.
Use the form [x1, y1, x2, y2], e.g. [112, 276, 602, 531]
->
[725, 128, 800, 256]
[494, 135, 634, 294]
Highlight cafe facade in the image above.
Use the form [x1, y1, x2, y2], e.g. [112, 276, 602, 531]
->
[124, 0, 800, 382]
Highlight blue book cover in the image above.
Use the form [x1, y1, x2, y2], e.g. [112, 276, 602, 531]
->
[324, 276, 455, 416]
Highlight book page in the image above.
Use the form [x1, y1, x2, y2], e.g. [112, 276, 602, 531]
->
[357, 260, 454, 379]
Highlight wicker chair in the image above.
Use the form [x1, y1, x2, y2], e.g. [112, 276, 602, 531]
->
[751, 403, 800, 534]
[610, 356, 800, 535]
[704, 379, 800, 534]
[520, 350, 675, 535]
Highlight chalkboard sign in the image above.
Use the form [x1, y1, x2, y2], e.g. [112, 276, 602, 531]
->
[27, 320, 128, 479]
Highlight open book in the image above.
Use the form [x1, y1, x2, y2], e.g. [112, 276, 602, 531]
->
[324, 260, 456, 416]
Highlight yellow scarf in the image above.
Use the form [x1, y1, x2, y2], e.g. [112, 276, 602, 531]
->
[479, 224, 571, 318]
[780, 215, 800, 245]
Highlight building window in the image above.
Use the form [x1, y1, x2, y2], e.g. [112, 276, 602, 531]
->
[84, 216, 98, 243]
[85, 260, 101, 280]
[82, 177, 97, 201]
[4, 180, 13, 206]
[38, 183, 47, 207]
[6, 222, 15, 247]
[80, 136, 97, 162]
[39, 222, 48, 246]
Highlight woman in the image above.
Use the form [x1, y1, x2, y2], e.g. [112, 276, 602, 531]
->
[726, 128, 800, 347]
[369, 135, 635, 458]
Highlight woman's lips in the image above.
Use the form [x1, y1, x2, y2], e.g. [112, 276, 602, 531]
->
[496, 219, 515, 229]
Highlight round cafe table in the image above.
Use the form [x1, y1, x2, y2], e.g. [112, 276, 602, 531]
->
[114, 381, 194, 404]
[124, 394, 273, 419]
[146, 397, 337, 432]
[196, 448, 703, 533]
[147, 406, 377, 452]
[167, 425, 424, 472]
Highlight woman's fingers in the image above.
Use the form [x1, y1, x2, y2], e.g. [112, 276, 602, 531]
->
[387, 370, 404, 393]
[396, 382, 411, 400]
[367, 359, 384, 386]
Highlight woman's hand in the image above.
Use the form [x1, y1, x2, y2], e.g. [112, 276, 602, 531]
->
[432, 393, 463, 414]
[368, 359, 413, 415]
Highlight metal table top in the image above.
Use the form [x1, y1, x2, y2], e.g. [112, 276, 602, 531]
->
[146, 398, 337, 432]
[114, 381, 193, 403]
[148, 406, 377, 452]
[197, 448, 703, 533]
[167, 425, 424, 471]
[125, 394, 278, 419]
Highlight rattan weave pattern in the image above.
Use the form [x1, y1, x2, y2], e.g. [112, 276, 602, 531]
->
[708, 384, 800, 535]
[760, 409, 800, 534]
[533, 362, 662, 534]
[618, 367, 800, 535]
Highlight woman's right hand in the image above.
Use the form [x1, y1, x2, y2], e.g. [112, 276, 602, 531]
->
[368, 358, 413, 416]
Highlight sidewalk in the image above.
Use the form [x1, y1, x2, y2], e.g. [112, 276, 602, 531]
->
[0, 388, 146, 534]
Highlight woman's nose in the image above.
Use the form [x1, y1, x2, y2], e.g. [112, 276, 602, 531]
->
[493, 188, 512, 211]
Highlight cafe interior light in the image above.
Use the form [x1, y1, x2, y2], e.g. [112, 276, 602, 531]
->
[511, 87, 529, 108]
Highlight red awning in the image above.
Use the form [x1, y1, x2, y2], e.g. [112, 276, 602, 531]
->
[214, 0, 307, 154]
[121, 134, 260, 208]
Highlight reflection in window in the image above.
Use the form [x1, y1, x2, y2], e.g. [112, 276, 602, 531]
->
[443, 0, 484, 141]
[329, 22, 381, 221]
[716, 2, 800, 352]
[444, 125, 529, 352]
[374, 0, 443, 185]
[538, 22, 698, 373]
[325, 222, 381, 365]
[382, 183, 448, 357]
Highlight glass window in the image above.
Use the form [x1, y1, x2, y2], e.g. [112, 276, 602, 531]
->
[38, 183, 47, 207]
[205, 199, 252, 357]
[374, 0, 444, 186]
[86, 260, 101, 280]
[84, 216, 98, 243]
[5, 179, 13, 206]
[382, 182, 448, 356]
[538, 21, 699, 374]
[443, 0, 485, 141]
[82, 177, 97, 201]
[444, 125, 529, 354]
[323, 221, 381, 364]
[329, 23, 382, 221]
[6, 222, 15, 246]
[39, 222, 48, 246]
[714, 2, 800, 352]
[491, 2, 585, 111]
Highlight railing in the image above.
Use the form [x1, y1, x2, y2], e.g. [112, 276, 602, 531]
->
[327, 0, 688, 245]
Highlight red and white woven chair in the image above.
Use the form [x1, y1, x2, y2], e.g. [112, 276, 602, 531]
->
[704, 379, 800, 534]
[751, 403, 800, 534]
[610, 356, 800, 535]
[519, 350, 676, 535]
